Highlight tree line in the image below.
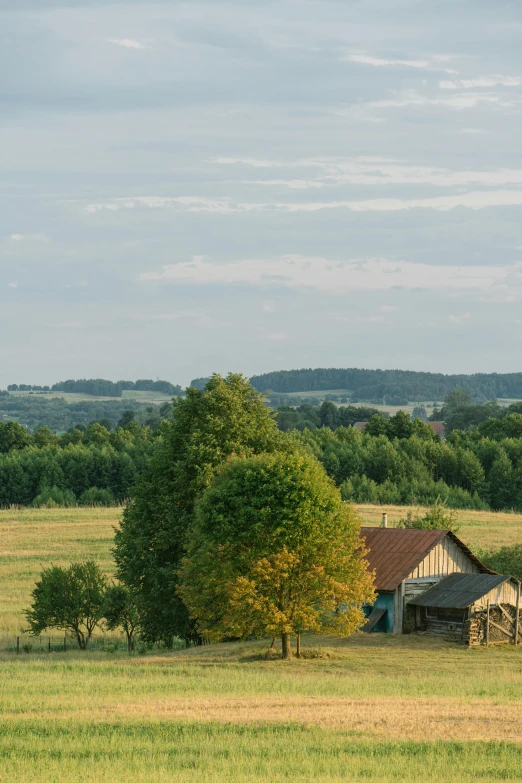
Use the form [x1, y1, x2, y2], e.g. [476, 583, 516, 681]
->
[0, 418, 157, 507]
[5, 392, 522, 512]
[250, 367, 522, 403]
[6, 378, 185, 398]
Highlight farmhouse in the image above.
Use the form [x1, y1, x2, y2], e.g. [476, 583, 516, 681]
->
[360, 527, 494, 634]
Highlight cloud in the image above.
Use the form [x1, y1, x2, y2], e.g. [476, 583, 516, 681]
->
[8, 233, 48, 241]
[343, 53, 458, 74]
[347, 88, 520, 116]
[222, 156, 522, 190]
[440, 76, 521, 89]
[8, 282, 18, 288]
[87, 189, 522, 215]
[107, 38, 150, 49]
[449, 313, 472, 324]
[140, 255, 521, 295]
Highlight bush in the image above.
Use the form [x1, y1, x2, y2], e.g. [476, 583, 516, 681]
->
[78, 487, 115, 506]
[32, 485, 77, 508]
[397, 502, 459, 532]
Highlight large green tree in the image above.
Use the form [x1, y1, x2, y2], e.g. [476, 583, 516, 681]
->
[113, 373, 284, 645]
[178, 451, 374, 659]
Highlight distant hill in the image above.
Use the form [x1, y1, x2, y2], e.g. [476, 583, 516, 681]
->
[7, 378, 184, 398]
[249, 368, 522, 404]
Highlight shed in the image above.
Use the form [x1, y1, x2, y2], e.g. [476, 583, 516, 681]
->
[360, 527, 493, 634]
[409, 573, 521, 644]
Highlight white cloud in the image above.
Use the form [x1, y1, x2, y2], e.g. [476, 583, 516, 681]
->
[344, 53, 458, 74]
[87, 189, 522, 215]
[449, 313, 472, 324]
[347, 89, 519, 116]
[140, 255, 521, 295]
[8, 281, 18, 288]
[8, 233, 47, 241]
[107, 38, 150, 49]
[440, 76, 521, 89]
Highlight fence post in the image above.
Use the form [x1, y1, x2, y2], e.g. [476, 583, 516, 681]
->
[16, 636, 19, 655]
[486, 601, 490, 647]
[515, 582, 520, 644]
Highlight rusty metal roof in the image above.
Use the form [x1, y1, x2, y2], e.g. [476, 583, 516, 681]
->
[360, 527, 493, 592]
[409, 573, 516, 609]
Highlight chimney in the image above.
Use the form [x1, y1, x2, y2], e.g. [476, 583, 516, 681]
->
[381, 513, 388, 529]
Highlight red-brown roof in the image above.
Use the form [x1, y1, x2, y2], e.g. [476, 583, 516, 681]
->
[360, 527, 493, 591]
[428, 421, 446, 437]
[360, 527, 447, 591]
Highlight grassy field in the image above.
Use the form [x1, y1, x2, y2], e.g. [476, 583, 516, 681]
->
[2, 635, 522, 780]
[2, 505, 522, 637]
[2, 506, 522, 780]
[9, 390, 174, 404]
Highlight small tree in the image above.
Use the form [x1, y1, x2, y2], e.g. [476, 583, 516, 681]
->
[25, 561, 107, 649]
[103, 584, 141, 652]
[397, 501, 459, 532]
[178, 451, 375, 660]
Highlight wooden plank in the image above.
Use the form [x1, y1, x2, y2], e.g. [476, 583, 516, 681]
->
[515, 582, 520, 644]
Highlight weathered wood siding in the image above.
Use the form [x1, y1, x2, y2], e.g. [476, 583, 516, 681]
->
[407, 537, 479, 580]
[471, 580, 519, 610]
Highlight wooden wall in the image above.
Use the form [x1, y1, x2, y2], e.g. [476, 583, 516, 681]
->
[408, 536, 479, 580]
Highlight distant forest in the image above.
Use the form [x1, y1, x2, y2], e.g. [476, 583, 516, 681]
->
[249, 368, 522, 404]
[6, 378, 184, 398]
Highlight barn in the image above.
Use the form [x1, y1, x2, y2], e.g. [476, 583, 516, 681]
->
[360, 527, 495, 634]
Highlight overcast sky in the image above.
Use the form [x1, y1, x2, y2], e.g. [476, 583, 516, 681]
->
[2, 0, 522, 387]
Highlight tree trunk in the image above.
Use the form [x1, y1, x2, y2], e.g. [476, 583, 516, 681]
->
[281, 633, 292, 660]
[296, 632, 301, 658]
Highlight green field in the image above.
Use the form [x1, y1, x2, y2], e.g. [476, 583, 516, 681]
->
[2, 506, 522, 780]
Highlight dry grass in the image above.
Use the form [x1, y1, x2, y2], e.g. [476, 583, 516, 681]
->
[357, 503, 522, 548]
[2, 504, 521, 636]
[0, 507, 119, 636]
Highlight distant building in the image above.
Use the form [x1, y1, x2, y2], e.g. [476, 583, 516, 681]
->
[360, 527, 494, 636]
[353, 422, 368, 431]
[428, 421, 446, 439]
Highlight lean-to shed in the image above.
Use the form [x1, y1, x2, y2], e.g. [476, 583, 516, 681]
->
[409, 573, 521, 644]
[360, 527, 494, 633]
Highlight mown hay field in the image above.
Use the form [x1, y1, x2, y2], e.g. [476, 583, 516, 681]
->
[2, 506, 522, 780]
[2, 504, 522, 637]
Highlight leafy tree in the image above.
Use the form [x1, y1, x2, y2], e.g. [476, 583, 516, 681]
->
[488, 450, 515, 510]
[178, 451, 375, 660]
[24, 562, 107, 648]
[33, 427, 60, 448]
[114, 373, 285, 646]
[118, 409, 136, 429]
[0, 421, 32, 452]
[397, 502, 459, 532]
[480, 544, 522, 581]
[103, 584, 141, 652]
[444, 387, 472, 412]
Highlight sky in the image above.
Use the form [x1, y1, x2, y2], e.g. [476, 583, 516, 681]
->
[1, 0, 522, 387]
